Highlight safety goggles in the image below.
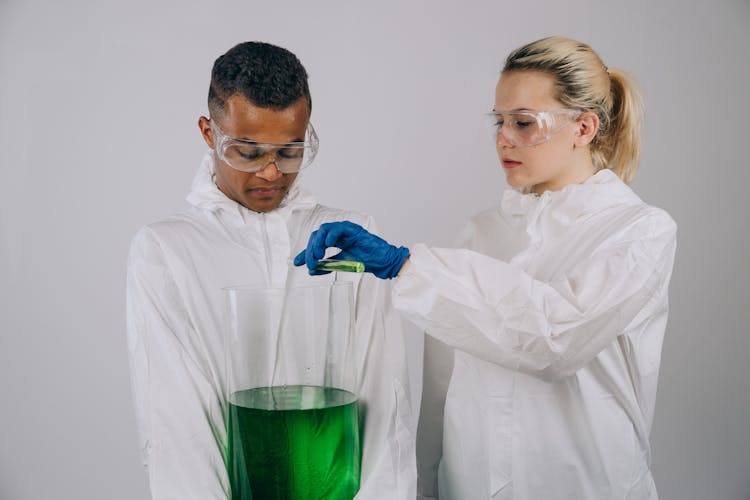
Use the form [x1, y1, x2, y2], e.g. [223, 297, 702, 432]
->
[487, 108, 582, 147]
[211, 121, 319, 174]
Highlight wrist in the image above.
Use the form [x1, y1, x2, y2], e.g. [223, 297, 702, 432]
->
[388, 246, 410, 279]
[376, 245, 410, 279]
[396, 255, 410, 277]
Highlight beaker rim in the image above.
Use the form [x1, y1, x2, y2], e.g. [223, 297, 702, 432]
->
[222, 280, 353, 293]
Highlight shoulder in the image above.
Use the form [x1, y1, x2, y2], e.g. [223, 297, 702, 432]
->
[583, 173, 677, 240]
[588, 201, 677, 267]
[608, 180, 677, 240]
[468, 207, 506, 228]
[628, 205, 677, 250]
[458, 206, 515, 244]
[128, 209, 205, 259]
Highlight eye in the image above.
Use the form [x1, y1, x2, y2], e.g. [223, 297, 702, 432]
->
[515, 121, 533, 129]
[278, 147, 304, 159]
[236, 146, 262, 160]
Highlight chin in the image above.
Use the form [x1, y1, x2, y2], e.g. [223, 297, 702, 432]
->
[504, 173, 528, 188]
[247, 204, 279, 213]
[245, 199, 283, 213]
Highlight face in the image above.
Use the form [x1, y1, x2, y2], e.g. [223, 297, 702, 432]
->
[198, 95, 310, 212]
[494, 70, 597, 194]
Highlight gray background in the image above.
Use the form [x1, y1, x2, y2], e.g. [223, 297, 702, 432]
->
[1, 1, 749, 499]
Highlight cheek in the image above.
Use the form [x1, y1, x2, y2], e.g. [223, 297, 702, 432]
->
[285, 173, 299, 185]
[529, 140, 571, 171]
[215, 162, 247, 191]
[503, 148, 562, 186]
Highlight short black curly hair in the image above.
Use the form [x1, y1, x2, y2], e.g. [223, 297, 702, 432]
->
[208, 41, 311, 117]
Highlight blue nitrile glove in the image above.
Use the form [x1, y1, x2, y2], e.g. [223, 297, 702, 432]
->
[293, 221, 410, 279]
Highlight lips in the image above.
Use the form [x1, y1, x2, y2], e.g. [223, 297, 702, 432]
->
[246, 185, 288, 196]
[502, 159, 522, 169]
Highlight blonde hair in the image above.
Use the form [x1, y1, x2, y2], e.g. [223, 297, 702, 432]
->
[503, 36, 644, 183]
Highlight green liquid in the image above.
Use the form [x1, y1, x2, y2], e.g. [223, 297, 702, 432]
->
[228, 385, 360, 500]
[315, 259, 365, 273]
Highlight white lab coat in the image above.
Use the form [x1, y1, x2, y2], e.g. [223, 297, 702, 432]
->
[394, 169, 676, 500]
[126, 152, 416, 500]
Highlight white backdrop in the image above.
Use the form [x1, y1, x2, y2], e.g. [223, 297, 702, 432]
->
[1, 1, 749, 499]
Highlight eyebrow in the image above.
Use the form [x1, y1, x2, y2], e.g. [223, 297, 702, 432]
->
[213, 122, 305, 144]
[234, 135, 306, 145]
[492, 108, 536, 113]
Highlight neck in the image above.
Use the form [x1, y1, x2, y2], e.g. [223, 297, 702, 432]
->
[531, 150, 596, 195]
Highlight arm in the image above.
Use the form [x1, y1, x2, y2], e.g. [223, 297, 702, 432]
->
[393, 214, 677, 381]
[126, 228, 228, 500]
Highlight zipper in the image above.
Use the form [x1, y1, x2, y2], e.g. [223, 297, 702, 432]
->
[260, 213, 273, 285]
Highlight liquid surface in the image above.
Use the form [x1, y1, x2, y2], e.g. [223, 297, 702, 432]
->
[228, 385, 360, 500]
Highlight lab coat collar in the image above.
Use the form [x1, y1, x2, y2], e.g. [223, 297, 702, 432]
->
[186, 150, 317, 224]
[500, 168, 641, 225]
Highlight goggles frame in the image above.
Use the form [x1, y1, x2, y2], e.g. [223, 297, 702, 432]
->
[210, 120, 319, 173]
[487, 108, 582, 147]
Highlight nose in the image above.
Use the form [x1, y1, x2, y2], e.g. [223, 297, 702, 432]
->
[495, 127, 514, 148]
[254, 159, 283, 181]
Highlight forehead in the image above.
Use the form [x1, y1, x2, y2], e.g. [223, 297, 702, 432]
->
[218, 95, 310, 143]
[494, 70, 562, 111]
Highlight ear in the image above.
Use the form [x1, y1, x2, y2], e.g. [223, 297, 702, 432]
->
[198, 116, 215, 148]
[573, 111, 600, 147]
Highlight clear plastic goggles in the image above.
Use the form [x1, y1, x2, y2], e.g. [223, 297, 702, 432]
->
[211, 121, 319, 174]
[487, 108, 581, 147]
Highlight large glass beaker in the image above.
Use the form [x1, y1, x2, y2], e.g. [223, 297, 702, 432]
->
[224, 281, 360, 500]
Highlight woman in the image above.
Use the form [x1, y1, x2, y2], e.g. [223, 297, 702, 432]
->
[296, 36, 676, 499]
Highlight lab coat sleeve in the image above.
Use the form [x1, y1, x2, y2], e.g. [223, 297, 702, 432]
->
[350, 220, 417, 500]
[126, 227, 228, 500]
[392, 212, 677, 381]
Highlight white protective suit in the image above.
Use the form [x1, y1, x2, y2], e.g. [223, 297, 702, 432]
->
[394, 169, 676, 500]
[126, 151, 416, 500]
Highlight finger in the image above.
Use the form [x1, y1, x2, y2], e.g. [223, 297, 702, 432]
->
[293, 250, 306, 266]
[324, 222, 354, 249]
[305, 232, 328, 273]
[309, 268, 331, 276]
[329, 250, 352, 261]
[309, 227, 330, 261]
[340, 220, 363, 231]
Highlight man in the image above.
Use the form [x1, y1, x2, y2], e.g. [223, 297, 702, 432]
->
[126, 41, 416, 499]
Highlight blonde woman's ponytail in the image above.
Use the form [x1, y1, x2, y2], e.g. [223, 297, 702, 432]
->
[596, 69, 644, 183]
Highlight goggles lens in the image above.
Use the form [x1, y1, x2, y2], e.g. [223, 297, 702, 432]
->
[487, 109, 580, 147]
[213, 122, 319, 173]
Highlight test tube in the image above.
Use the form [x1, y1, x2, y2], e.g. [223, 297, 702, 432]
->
[315, 259, 365, 273]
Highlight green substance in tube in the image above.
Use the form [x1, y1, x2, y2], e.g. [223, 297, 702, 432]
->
[228, 385, 360, 500]
[316, 259, 365, 273]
